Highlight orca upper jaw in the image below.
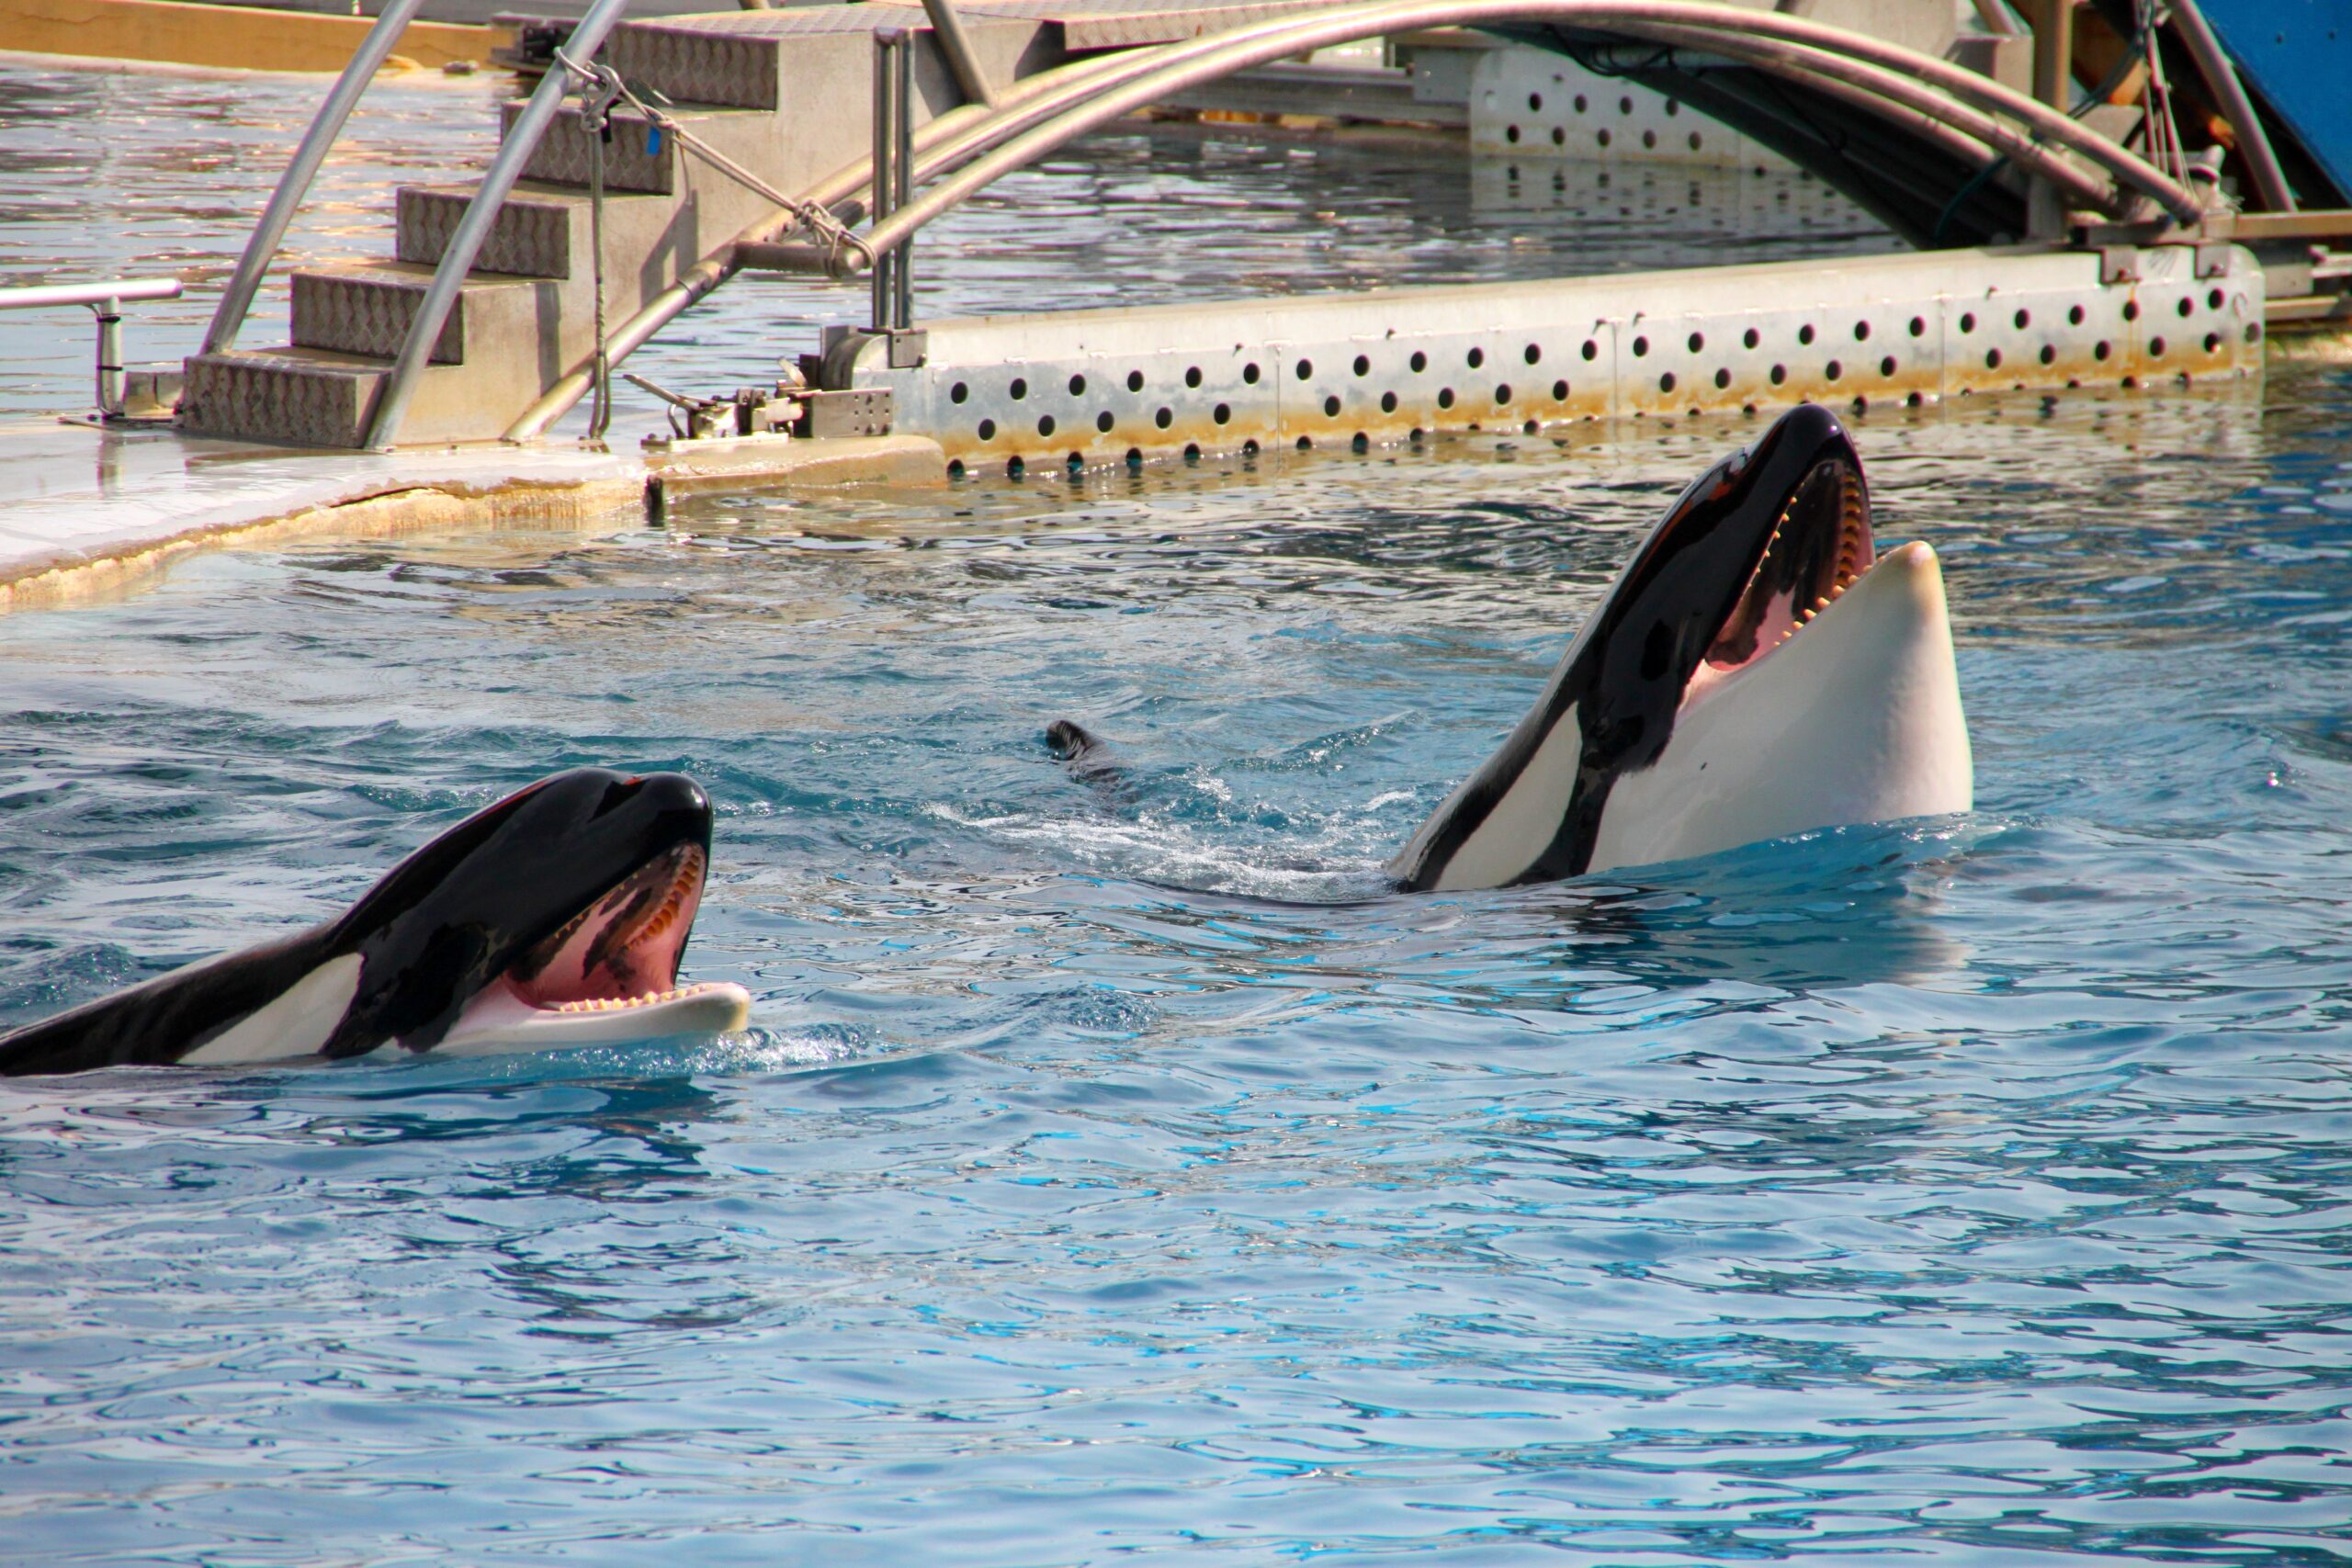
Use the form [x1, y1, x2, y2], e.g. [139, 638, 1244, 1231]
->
[1585, 538, 1973, 874]
[431, 839, 750, 1056]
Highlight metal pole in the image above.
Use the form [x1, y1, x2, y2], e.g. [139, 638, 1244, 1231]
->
[201, 0, 428, 356]
[871, 28, 898, 333]
[919, 0, 1000, 110]
[2169, 0, 2294, 213]
[894, 33, 915, 333]
[90, 299, 123, 417]
[363, 0, 637, 450]
[2024, 0, 2074, 238]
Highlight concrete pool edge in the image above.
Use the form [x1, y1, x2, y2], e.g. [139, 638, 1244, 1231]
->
[0, 434, 947, 615]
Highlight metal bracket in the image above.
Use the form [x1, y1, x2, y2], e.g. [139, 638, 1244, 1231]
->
[2194, 243, 2233, 277]
[797, 388, 894, 439]
[887, 329, 928, 369]
[2098, 245, 2141, 284]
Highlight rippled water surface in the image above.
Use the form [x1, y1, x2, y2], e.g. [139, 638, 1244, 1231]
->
[5, 55, 2352, 1568]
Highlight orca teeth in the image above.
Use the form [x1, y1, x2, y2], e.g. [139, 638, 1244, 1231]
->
[550, 982, 717, 1014]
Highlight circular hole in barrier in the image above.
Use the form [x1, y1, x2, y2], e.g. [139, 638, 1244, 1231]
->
[1295, 435, 1311, 450]
[1552, 126, 1566, 147]
[1351, 433, 1370, 453]
[1467, 346, 1486, 369]
[1825, 360, 1840, 381]
[1523, 419, 1540, 435]
[1069, 373, 1087, 397]
[1214, 403, 1231, 424]
[2120, 375, 2137, 389]
[1242, 362, 1261, 385]
[1096, 411, 1114, 433]
[1551, 378, 1568, 400]
[2094, 340, 2111, 361]
[1154, 407, 1172, 429]
[1666, 97, 1679, 116]
[2177, 296, 2194, 318]
[1007, 456, 1024, 479]
[1574, 93, 1588, 113]
[949, 381, 968, 404]
[1125, 447, 1142, 465]
[1241, 439, 1259, 456]
[1067, 452, 1083, 472]
[1323, 394, 1341, 417]
[1185, 443, 1203, 459]
[1853, 321, 1871, 342]
[1185, 366, 1204, 389]
[1632, 335, 1649, 357]
[2014, 308, 2030, 330]
[1528, 92, 1543, 111]
[1496, 383, 1512, 404]
[1688, 131, 1702, 152]
[1506, 124, 1521, 144]
[1408, 350, 1428, 373]
[1909, 315, 1926, 337]
[977, 418, 997, 440]
[1524, 343, 1542, 365]
[2039, 344, 2054, 366]
[1126, 369, 1145, 392]
[2123, 299, 2140, 321]
[1984, 348, 2001, 370]
[1295, 359, 1313, 380]
[1597, 128, 1611, 149]
[1880, 355, 1896, 378]
[1798, 323, 1816, 345]
[1009, 377, 1028, 400]
[1770, 364, 1787, 385]
[2150, 335, 2166, 356]
[1437, 387, 1455, 409]
[2068, 304, 2086, 326]
[1658, 372, 1676, 393]
[1713, 367, 1730, 389]
[1353, 355, 1371, 377]
[1618, 95, 1633, 115]
[1959, 312, 1975, 334]
[1642, 130, 1657, 150]
[2208, 287, 2226, 310]
[2203, 332, 2221, 354]
[1037, 414, 1056, 436]
[1743, 327, 1760, 349]
[1688, 331, 1705, 353]
[945, 458, 964, 478]
[1381, 390, 1398, 412]
[1581, 339, 1599, 361]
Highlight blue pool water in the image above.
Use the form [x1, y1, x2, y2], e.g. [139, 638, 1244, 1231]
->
[5, 368, 2352, 1562]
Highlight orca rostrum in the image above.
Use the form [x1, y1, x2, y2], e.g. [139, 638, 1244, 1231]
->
[0, 769, 752, 1076]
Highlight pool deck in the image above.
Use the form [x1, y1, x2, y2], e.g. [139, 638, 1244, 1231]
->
[0, 419, 944, 611]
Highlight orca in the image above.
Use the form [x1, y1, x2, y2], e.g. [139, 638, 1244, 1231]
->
[1050, 405, 1972, 891]
[0, 769, 752, 1076]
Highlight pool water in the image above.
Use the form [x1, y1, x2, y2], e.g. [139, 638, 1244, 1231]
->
[5, 369, 2352, 1562]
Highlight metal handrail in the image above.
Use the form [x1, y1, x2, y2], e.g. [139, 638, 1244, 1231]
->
[2, 276, 184, 416]
[200, 0, 428, 357]
[362, 0, 637, 451]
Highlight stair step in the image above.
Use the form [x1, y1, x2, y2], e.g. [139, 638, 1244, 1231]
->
[503, 101, 678, 195]
[608, 6, 930, 112]
[290, 265, 551, 366]
[182, 347, 381, 450]
[396, 184, 585, 279]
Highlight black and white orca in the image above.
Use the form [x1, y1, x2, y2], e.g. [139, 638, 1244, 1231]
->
[1050, 405, 1972, 891]
[0, 769, 752, 1076]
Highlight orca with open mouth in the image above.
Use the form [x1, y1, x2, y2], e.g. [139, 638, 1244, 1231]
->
[0, 769, 752, 1076]
[1056, 404, 1973, 891]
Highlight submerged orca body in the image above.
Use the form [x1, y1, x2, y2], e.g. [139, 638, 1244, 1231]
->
[1053, 406, 1973, 891]
[0, 770, 752, 1076]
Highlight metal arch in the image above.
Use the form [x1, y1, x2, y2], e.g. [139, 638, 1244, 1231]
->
[853, 0, 2207, 268]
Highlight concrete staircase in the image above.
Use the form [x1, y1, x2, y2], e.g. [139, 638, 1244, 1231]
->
[180, 3, 1069, 447]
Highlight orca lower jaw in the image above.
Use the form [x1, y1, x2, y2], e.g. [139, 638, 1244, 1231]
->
[437, 841, 750, 1055]
[1683, 457, 1873, 711]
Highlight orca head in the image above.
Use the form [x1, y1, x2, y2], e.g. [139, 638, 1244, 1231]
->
[325, 768, 751, 1056]
[1391, 404, 1971, 889]
[1582, 403, 1973, 873]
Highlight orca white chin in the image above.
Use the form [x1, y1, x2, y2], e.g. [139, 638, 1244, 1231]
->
[1588, 539, 1972, 873]
[433, 979, 753, 1055]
